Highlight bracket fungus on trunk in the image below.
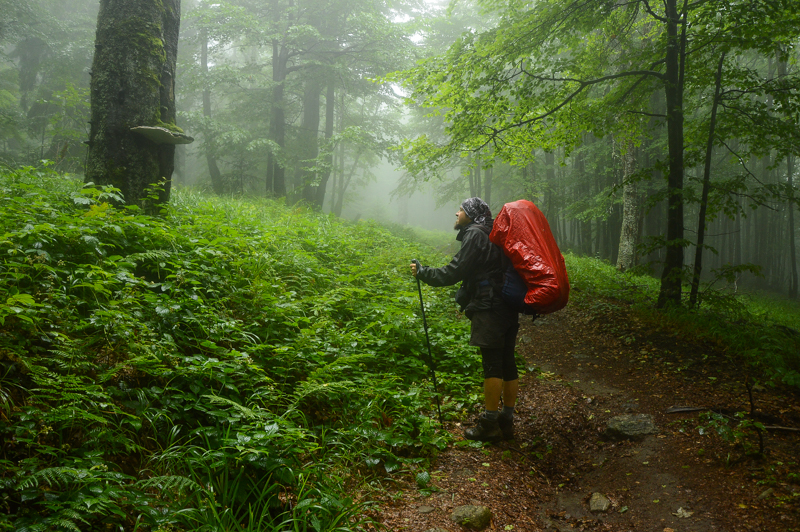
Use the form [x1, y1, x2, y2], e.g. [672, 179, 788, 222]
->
[131, 126, 194, 145]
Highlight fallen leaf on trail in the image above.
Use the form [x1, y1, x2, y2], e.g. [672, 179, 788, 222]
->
[673, 507, 694, 518]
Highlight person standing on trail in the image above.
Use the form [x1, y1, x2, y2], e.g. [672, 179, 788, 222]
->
[410, 197, 520, 442]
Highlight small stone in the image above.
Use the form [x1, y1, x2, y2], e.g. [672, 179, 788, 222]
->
[757, 488, 774, 500]
[418, 505, 436, 514]
[451, 505, 492, 530]
[424, 528, 449, 532]
[589, 492, 611, 512]
[622, 400, 639, 412]
[604, 414, 657, 440]
[452, 468, 476, 479]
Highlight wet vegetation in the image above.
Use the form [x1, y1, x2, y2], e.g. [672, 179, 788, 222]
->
[1, 0, 800, 530]
[1, 166, 798, 530]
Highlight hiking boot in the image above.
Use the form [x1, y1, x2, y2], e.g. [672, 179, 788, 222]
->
[464, 413, 502, 442]
[498, 413, 514, 440]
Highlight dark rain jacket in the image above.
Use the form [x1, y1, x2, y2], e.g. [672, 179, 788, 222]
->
[416, 221, 507, 317]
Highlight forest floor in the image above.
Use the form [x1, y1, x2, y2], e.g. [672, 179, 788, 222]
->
[372, 303, 800, 532]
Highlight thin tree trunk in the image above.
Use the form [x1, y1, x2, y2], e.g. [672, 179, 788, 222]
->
[617, 139, 639, 271]
[475, 157, 482, 198]
[299, 77, 322, 204]
[201, 29, 223, 195]
[313, 83, 335, 209]
[484, 164, 493, 205]
[467, 153, 475, 196]
[545, 150, 555, 220]
[789, 154, 798, 298]
[268, 40, 288, 197]
[689, 52, 725, 307]
[333, 148, 364, 217]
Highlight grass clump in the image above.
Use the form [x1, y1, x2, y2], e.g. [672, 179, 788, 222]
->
[0, 165, 479, 531]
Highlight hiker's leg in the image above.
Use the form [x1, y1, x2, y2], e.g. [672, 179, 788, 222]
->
[502, 379, 519, 407]
[480, 345, 505, 410]
[463, 349, 503, 442]
[484, 377, 503, 411]
[500, 319, 520, 406]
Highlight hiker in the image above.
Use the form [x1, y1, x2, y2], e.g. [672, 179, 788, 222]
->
[410, 197, 520, 442]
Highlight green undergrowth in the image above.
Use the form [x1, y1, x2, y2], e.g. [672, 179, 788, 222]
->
[379, 223, 459, 256]
[0, 166, 483, 531]
[566, 254, 800, 388]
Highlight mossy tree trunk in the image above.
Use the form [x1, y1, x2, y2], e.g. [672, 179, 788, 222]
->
[86, 0, 184, 211]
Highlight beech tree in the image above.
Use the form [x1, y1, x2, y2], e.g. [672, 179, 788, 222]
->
[86, 0, 192, 211]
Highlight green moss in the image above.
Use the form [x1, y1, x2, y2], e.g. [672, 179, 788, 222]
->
[154, 119, 184, 134]
[111, 18, 166, 90]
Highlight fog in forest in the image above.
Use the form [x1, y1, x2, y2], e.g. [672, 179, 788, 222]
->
[2, 0, 800, 302]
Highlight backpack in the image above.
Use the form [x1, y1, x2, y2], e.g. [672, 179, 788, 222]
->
[489, 200, 570, 315]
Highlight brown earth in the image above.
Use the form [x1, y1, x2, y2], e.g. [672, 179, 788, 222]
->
[372, 303, 800, 531]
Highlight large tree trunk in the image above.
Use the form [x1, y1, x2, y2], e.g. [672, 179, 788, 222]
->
[657, 0, 686, 307]
[616, 140, 639, 271]
[689, 52, 725, 307]
[201, 28, 223, 195]
[86, 0, 190, 212]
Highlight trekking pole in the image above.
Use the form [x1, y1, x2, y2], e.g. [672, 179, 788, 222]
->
[412, 259, 444, 426]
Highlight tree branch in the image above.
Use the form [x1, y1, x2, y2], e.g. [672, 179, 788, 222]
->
[641, 0, 669, 23]
[487, 69, 665, 137]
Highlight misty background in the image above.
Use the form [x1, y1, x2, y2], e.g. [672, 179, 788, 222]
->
[2, 0, 799, 299]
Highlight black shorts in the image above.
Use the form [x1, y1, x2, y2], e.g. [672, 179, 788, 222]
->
[469, 305, 519, 348]
[469, 306, 520, 381]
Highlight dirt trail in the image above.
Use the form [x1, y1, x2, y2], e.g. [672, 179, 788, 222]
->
[375, 304, 800, 531]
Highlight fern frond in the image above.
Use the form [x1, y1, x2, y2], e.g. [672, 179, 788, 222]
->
[17, 467, 84, 489]
[125, 250, 172, 265]
[307, 353, 377, 381]
[294, 380, 355, 402]
[50, 518, 81, 532]
[136, 475, 203, 494]
[201, 394, 257, 419]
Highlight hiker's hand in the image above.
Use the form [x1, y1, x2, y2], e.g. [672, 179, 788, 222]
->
[410, 259, 423, 277]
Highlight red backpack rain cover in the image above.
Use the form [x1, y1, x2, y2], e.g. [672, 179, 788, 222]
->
[489, 200, 570, 314]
